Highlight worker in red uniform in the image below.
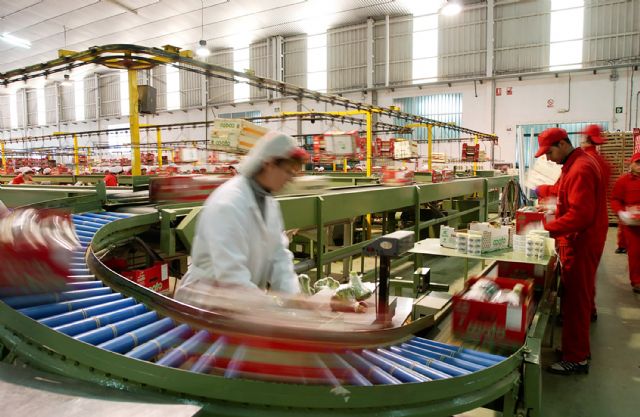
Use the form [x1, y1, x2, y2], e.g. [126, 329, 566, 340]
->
[10, 167, 34, 184]
[103, 169, 118, 187]
[579, 124, 611, 320]
[611, 152, 640, 294]
[535, 128, 607, 375]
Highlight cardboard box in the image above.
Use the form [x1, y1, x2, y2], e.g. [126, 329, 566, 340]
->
[439, 225, 457, 248]
[452, 277, 535, 347]
[209, 119, 267, 154]
[122, 262, 170, 294]
[496, 260, 555, 289]
[469, 222, 512, 252]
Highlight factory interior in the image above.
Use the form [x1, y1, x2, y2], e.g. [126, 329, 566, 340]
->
[0, 1, 639, 416]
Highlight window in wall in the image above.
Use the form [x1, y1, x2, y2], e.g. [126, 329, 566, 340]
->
[107, 123, 131, 155]
[307, 33, 327, 92]
[549, 0, 584, 71]
[393, 94, 462, 139]
[75, 79, 85, 121]
[120, 71, 129, 116]
[234, 47, 251, 102]
[166, 65, 181, 110]
[9, 91, 18, 129]
[36, 87, 46, 126]
[218, 110, 261, 120]
[412, 14, 438, 84]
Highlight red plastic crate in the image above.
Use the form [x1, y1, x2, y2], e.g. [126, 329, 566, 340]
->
[121, 262, 169, 294]
[452, 277, 535, 347]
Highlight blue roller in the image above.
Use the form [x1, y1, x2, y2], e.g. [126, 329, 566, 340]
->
[330, 353, 372, 386]
[343, 351, 402, 385]
[190, 336, 227, 373]
[405, 339, 498, 368]
[103, 212, 131, 218]
[157, 330, 211, 368]
[64, 282, 102, 290]
[39, 297, 137, 327]
[73, 224, 100, 233]
[377, 348, 452, 379]
[83, 213, 125, 221]
[76, 311, 159, 345]
[75, 230, 95, 238]
[69, 268, 91, 275]
[360, 350, 429, 383]
[72, 215, 111, 224]
[3, 287, 112, 309]
[54, 304, 148, 336]
[400, 343, 484, 372]
[411, 337, 505, 363]
[19, 293, 123, 320]
[389, 346, 470, 376]
[126, 324, 193, 360]
[97, 317, 176, 354]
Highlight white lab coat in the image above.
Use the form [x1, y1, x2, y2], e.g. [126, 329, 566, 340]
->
[175, 175, 300, 301]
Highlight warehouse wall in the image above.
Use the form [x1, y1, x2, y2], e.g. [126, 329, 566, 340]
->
[1, 0, 639, 166]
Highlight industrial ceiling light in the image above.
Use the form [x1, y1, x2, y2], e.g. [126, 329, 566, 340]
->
[196, 39, 210, 57]
[441, 1, 463, 16]
[0, 32, 31, 49]
[61, 74, 73, 87]
[195, 0, 210, 58]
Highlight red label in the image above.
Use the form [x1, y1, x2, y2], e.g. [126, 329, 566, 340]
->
[495, 87, 502, 96]
[506, 87, 512, 95]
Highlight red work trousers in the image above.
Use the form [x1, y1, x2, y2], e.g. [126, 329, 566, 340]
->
[559, 242, 598, 362]
[623, 226, 640, 287]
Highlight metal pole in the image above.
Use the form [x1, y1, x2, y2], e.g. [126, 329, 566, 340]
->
[73, 134, 79, 175]
[427, 124, 433, 170]
[128, 66, 141, 176]
[87, 146, 91, 171]
[1, 142, 5, 170]
[377, 255, 390, 324]
[366, 110, 372, 176]
[156, 127, 162, 168]
[343, 158, 347, 172]
[474, 134, 479, 175]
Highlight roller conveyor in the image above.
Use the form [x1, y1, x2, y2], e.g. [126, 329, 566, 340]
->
[0, 210, 530, 416]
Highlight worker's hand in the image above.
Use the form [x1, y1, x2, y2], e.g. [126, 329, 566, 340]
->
[285, 228, 299, 240]
[619, 211, 640, 226]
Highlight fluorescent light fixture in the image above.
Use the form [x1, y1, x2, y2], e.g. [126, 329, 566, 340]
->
[196, 39, 210, 57]
[61, 74, 73, 87]
[441, 1, 462, 16]
[0, 32, 31, 49]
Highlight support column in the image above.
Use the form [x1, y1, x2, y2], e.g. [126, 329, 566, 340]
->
[427, 124, 433, 170]
[156, 128, 163, 168]
[128, 67, 141, 176]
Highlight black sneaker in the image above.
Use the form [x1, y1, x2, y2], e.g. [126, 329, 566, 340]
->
[554, 348, 591, 360]
[591, 311, 598, 322]
[615, 247, 627, 254]
[633, 285, 640, 294]
[548, 360, 589, 375]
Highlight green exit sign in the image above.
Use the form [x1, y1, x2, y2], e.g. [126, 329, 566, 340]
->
[615, 106, 623, 113]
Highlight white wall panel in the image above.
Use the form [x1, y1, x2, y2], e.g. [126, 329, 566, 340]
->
[439, 8, 486, 79]
[495, 1, 550, 74]
[99, 73, 120, 118]
[153, 67, 167, 111]
[584, 0, 640, 65]
[16, 90, 26, 128]
[84, 76, 98, 120]
[251, 41, 269, 100]
[328, 24, 368, 91]
[180, 65, 203, 109]
[284, 36, 306, 88]
[373, 17, 412, 86]
[207, 49, 234, 105]
[45, 84, 57, 125]
[0, 95, 10, 130]
[26, 89, 38, 127]
[60, 84, 75, 122]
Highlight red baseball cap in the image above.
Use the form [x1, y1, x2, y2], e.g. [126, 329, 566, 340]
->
[535, 128, 568, 158]
[628, 152, 640, 164]
[289, 147, 310, 161]
[582, 124, 606, 145]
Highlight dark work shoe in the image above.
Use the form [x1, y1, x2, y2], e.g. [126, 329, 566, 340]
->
[633, 285, 640, 294]
[615, 247, 627, 254]
[554, 348, 591, 360]
[591, 312, 598, 322]
[548, 360, 589, 375]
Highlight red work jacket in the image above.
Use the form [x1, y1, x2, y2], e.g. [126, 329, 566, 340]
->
[544, 148, 608, 247]
[104, 174, 118, 187]
[10, 174, 25, 185]
[611, 172, 640, 213]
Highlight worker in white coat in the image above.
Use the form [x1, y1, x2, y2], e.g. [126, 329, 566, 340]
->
[175, 131, 308, 306]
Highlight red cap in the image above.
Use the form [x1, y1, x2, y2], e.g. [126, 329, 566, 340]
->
[582, 124, 606, 145]
[628, 152, 640, 164]
[535, 128, 568, 158]
[289, 147, 310, 161]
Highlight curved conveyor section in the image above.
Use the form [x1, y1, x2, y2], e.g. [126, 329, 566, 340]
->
[0, 211, 523, 416]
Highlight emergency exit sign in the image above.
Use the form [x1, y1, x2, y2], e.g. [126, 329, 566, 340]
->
[615, 106, 623, 113]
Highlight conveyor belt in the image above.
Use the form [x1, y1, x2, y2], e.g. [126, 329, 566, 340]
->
[1, 211, 506, 385]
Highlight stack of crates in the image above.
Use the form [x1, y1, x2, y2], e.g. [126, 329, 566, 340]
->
[600, 131, 636, 224]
